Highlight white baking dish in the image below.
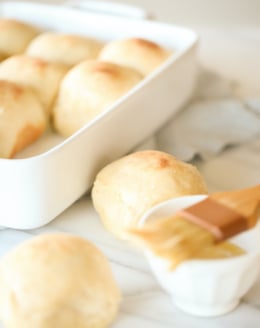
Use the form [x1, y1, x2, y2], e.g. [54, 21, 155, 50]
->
[0, 1, 198, 229]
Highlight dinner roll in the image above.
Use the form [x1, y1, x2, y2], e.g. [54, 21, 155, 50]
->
[0, 19, 39, 56]
[53, 60, 143, 137]
[26, 32, 103, 66]
[99, 37, 171, 76]
[92, 150, 208, 240]
[0, 234, 121, 328]
[0, 55, 68, 115]
[0, 80, 46, 158]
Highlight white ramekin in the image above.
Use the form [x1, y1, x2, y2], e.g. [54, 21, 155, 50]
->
[139, 195, 260, 317]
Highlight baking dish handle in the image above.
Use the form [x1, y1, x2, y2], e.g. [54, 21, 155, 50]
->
[63, 0, 154, 20]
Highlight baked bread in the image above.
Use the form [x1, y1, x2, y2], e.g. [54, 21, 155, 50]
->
[92, 150, 208, 240]
[0, 19, 39, 56]
[53, 60, 143, 137]
[0, 233, 121, 328]
[0, 55, 68, 115]
[0, 55, 68, 114]
[99, 37, 171, 76]
[0, 80, 46, 158]
[26, 32, 103, 66]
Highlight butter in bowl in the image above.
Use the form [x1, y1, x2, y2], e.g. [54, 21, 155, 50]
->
[132, 187, 260, 317]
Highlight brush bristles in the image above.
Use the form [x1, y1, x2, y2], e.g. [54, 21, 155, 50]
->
[130, 214, 214, 269]
[130, 214, 245, 269]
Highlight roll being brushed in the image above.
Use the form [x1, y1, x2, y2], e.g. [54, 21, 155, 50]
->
[92, 150, 208, 240]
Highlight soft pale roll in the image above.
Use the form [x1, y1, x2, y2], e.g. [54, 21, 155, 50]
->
[92, 150, 208, 240]
[26, 32, 103, 66]
[99, 37, 171, 76]
[0, 233, 121, 328]
[0, 19, 40, 56]
[0, 55, 68, 115]
[0, 80, 46, 158]
[53, 60, 143, 137]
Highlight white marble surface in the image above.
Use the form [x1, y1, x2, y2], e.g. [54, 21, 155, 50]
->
[1, 14, 260, 328]
[2, 191, 260, 328]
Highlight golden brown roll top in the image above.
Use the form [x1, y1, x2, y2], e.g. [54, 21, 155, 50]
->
[0, 80, 46, 158]
[92, 150, 208, 240]
[0, 233, 121, 328]
[0, 18, 40, 57]
[99, 37, 172, 76]
[0, 55, 68, 115]
[53, 60, 143, 137]
[26, 32, 103, 66]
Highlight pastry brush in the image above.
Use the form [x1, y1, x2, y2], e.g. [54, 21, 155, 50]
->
[130, 185, 260, 269]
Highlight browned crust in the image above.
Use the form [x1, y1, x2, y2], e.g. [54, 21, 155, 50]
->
[131, 38, 161, 51]
[133, 150, 172, 169]
[0, 18, 32, 29]
[90, 62, 118, 75]
[10, 123, 45, 158]
[0, 18, 39, 36]
[0, 80, 24, 98]
[25, 56, 49, 69]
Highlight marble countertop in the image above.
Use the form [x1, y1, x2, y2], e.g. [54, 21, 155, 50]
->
[0, 23, 260, 328]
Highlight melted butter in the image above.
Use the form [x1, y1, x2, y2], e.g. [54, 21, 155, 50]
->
[195, 242, 245, 259]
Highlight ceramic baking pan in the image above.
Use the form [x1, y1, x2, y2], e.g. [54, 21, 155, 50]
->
[0, 1, 198, 229]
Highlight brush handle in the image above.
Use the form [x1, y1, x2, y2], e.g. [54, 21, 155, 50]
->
[211, 185, 260, 228]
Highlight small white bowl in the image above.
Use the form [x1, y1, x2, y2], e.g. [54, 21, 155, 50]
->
[139, 195, 260, 317]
